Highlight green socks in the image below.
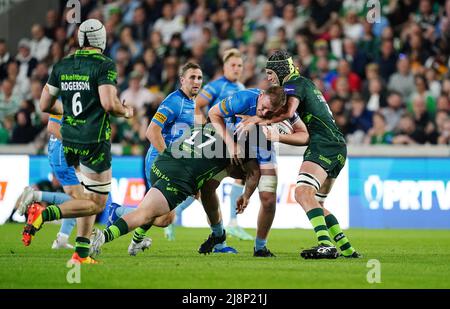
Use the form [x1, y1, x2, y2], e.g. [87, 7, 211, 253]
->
[42, 205, 62, 222]
[103, 218, 129, 243]
[306, 208, 333, 246]
[132, 226, 150, 244]
[325, 214, 356, 257]
[75, 237, 90, 258]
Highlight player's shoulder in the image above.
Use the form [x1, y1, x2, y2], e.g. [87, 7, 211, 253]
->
[161, 89, 182, 106]
[285, 75, 313, 87]
[242, 88, 261, 96]
[205, 76, 226, 88]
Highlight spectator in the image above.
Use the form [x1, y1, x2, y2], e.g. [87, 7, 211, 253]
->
[15, 39, 38, 80]
[365, 77, 388, 111]
[131, 6, 151, 42]
[376, 39, 398, 82]
[120, 71, 156, 112]
[342, 38, 368, 78]
[329, 96, 349, 135]
[408, 74, 437, 117]
[182, 6, 212, 48]
[0, 39, 11, 81]
[143, 48, 163, 87]
[343, 10, 363, 41]
[392, 114, 426, 144]
[388, 55, 416, 100]
[30, 24, 52, 61]
[243, 0, 267, 24]
[331, 59, 361, 93]
[437, 118, 450, 144]
[10, 108, 39, 144]
[436, 95, 450, 113]
[110, 26, 143, 60]
[0, 79, 22, 121]
[255, 3, 284, 39]
[364, 112, 394, 144]
[7, 61, 30, 99]
[381, 91, 405, 131]
[347, 95, 373, 143]
[411, 95, 435, 141]
[153, 3, 185, 44]
[44, 10, 59, 40]
[282, 3, 303, 40]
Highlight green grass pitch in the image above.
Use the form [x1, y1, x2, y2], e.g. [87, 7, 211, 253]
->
[0, 223, 449, 289]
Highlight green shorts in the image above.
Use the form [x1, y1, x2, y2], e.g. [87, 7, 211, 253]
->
[62, 140, 112, 174]
[303, 141, 346, 179]
[150, 153, 195, 210]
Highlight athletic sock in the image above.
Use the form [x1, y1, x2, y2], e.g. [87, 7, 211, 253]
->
[255, 237, 267, 251]
[325, 214, 356, 256]
[306, 208, 333, 246]
[132, 226, 150, 244]
[211, 221, 224, 237]
[75, 237, 90, 258]
[103, 218, 129, 243]
[114, 205, 134, 217]
[59, 218, 76, 236]
[41, 192, 72, 205]
[229, 183, 244, 221]
[42, 205, 62, 222]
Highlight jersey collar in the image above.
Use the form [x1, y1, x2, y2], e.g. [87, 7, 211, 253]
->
[75, 49, 101, 56]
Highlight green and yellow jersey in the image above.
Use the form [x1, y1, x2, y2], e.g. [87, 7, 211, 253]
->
[47, 49, 117, 144]
[283, 75, 345, 144]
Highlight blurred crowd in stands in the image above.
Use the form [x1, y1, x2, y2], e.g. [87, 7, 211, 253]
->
[1, 0, 450, 154]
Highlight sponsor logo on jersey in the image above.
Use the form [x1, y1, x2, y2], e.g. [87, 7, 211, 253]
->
[201, 90, 212, 100]
[154, 112, 167, 124]
[220, 99, 229, 115]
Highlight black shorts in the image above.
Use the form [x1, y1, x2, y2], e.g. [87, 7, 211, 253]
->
[62, 140, 112, 173]
[150, 153, 195, 210]
[303, 141, 346, 179]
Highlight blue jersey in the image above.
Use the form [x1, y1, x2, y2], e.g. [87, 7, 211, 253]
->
[217, 88, 276, 165]
[145, 89, 195, 186]
[218, 88, 260, 121]
[199, 76, 245, 108]
[47, 114, 79, 186]
[150, 89, 195, 154]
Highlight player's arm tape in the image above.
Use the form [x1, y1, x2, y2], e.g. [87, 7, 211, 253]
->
[258, 175, 277, 193]
[46, 84, 60, 97]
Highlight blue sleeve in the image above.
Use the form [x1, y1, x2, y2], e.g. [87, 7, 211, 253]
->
[151, 98, 180, 128]
[218, 91, 249, 118]
[199, 82, 217, 105]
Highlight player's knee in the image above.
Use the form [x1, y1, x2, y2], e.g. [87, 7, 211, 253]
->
[295, 186, 316, 206]
[260, 192, 276, 211]
[258, 175, 277, 194]
[91, 194, 108, 213]
[153, 211, 174, 227]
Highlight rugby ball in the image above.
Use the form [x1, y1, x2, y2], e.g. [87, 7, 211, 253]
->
[273, 120, 294, 135]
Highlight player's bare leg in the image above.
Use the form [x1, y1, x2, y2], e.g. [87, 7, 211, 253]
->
[295, 161, 338, 259]
[199, 178, 237, 254]
[254, 164, 277, 257]
[91, 188, 170, 257]
[318, 178, 361, 258]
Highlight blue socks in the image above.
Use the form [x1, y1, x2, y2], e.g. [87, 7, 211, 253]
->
[59, 218, 76, 236]
[211, 221, 227, 249]
[175, 196, 195, 225]
[41, 191, 72, 205]
[229, 183, 244, 221]
[211, 221, 224, 237]
[255, 237, 267, 251]
[115, 205, 135, 217]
